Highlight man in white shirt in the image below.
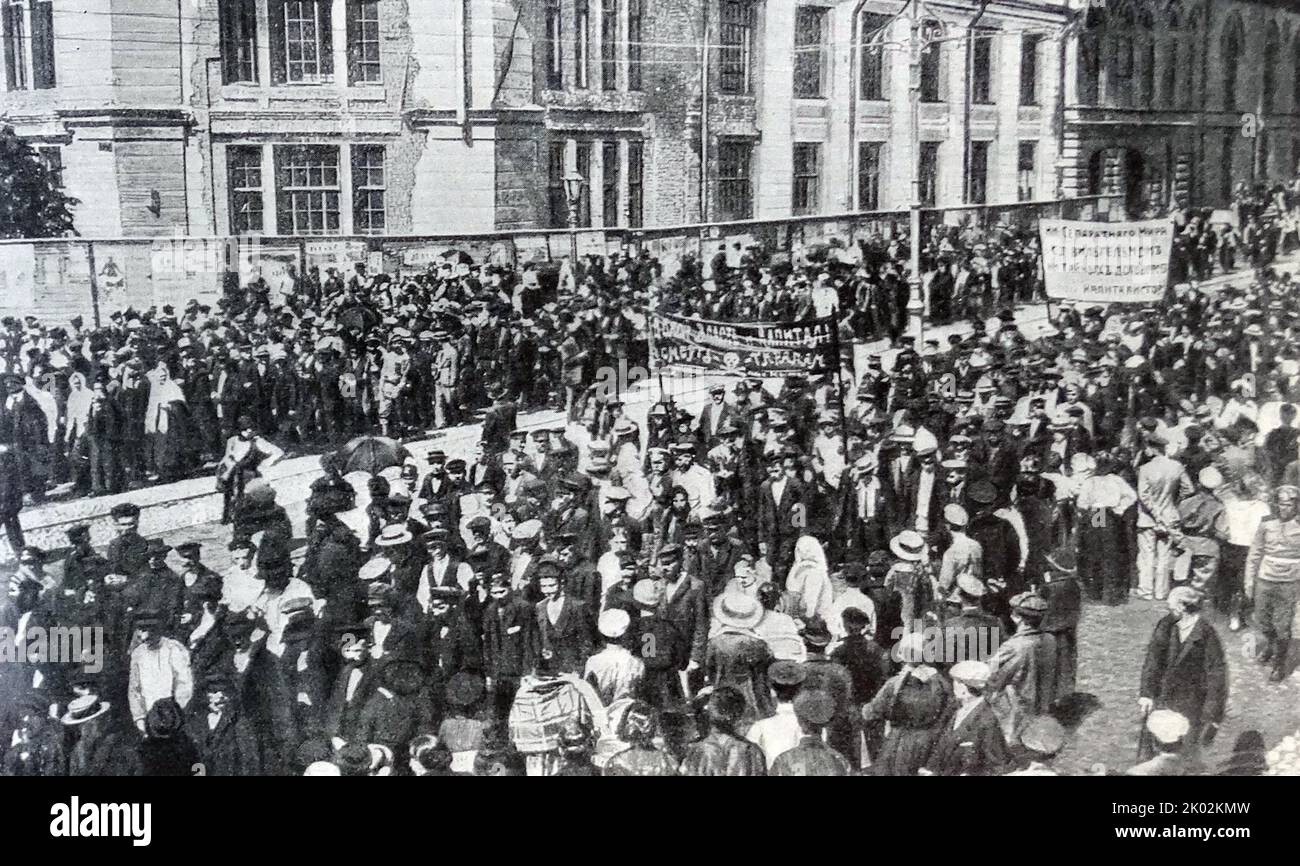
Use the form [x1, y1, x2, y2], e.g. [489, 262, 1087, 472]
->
[127, 612, 193, 733]
[670, 442, 716, 512]
[417, 528, 473, 611]
[746, 660, 806, 768]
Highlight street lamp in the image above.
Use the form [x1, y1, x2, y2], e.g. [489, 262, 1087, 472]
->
[564, 170, 585, 229]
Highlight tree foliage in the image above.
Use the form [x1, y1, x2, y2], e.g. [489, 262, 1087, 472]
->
[0, 124, 78, 238]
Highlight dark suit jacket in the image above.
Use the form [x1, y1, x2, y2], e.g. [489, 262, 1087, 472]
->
[660, 576, 708, 668]
[1139, 614, 1228, 732]
[480, 402, 517, 454]
[532, 596, 594, 674]
[757, 477, 806, 549]
[466, 461, 506, 498]
[483, 597, 533, 678]
[924, 699, 1012, 776]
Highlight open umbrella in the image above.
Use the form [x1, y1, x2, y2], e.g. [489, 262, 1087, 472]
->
[337, 435, 410, 475]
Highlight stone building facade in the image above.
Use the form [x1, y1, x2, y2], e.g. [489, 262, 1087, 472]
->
[0, 0, 1151, 238]
[1060, 0, 1300, 213]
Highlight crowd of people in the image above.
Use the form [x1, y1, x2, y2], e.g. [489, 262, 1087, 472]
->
[659, 224, 1045, 340]
[3, 209, 1300, 775]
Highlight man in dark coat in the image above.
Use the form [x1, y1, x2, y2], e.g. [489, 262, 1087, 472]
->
[966, 479, 1023, 626]
[479, 389, 517, 456]
[1137, 586, 1227, 761]
[531, 570, 593, 675]
[63, 695, 141, 776]
[922, 660, 1012, 776]
[757, 451, 806, 582]
[482, 576, 533, 719]
[0, 372, 51, 501]
[799, 618, 862, 766]
[105, 502, 149, 579]
[186, 672, 261, 776]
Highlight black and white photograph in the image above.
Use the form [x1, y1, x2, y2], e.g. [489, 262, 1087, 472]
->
[0, 0, 1296, 820]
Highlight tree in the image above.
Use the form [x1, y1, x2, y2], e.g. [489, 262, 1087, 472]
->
[0, 125, 78, 238]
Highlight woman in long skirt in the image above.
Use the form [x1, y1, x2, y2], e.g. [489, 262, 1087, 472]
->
[862, 633, 951, 775]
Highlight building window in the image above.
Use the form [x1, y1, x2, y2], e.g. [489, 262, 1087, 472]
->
[1079, 33, 1099, 104]
[601, 0, 617, 90]
[1262, 26, 1279, 115]
[544, 0, 562, 89]
[860, 12, 889, 101]
[1017, 141, 1036, 202]
[920, 25, 942, 102]
[971, 29, 993, 105]
[228, 145, 265, 235]
[575, 0, 590, 89]
[1140, 39, 1155, 107]
[3, 0, 53, 91]
[602, 141, 620, 226]
[1221, 20, 1241, 112]
[792, 143, 821, 216]
[346, 0, 381, 85]
[575, 142, 592, 227]
[1018, 35, 1039, 106]
[274, 144, 340, 235]
[627, 141, 643, 228]
[717, 139, 753, 221]
[792, 6, 827, 99]
[918, 141, 939, 207]
[352, 144, 385, 234]
[1162, 39, 1177, 108]
[38, 145, 61, 189]
[3, 1, 27, 91]
[1113, 35, 1133, 106]
[719, 0, 754, 96]
[271, 0, 333, 85]
[857, 141, 882, 210]
[220, 0, 259, 84]
[969, 140, 989, 204]
[547, 142, 567, 228]
[627, 0, 642, 90]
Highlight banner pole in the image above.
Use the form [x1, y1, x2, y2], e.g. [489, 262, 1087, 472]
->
[830, 307, 850, 459]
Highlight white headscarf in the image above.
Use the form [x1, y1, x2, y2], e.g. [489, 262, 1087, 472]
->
[145, 364, 186, 435]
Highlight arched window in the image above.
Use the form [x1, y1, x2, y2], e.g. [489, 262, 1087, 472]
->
[1262, 24, 1279, 114]
[1221, 16, 1244, 112]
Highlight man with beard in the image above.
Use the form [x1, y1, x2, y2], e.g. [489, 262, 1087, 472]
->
[465, 515, 510, 578]
[694, 511, 747, 599]
[186, 671, 261, 776]
[655, 543, 708, 695]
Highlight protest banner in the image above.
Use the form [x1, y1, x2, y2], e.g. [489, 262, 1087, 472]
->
[648, 310, 838, 377]
[1038, 218, 1173, 303]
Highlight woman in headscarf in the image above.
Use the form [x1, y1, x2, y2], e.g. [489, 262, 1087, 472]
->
[861, 632, 952, 775]
[63, 372, 93, 494]
[785, 534, 834, 623]
[145, 362, 191, 482]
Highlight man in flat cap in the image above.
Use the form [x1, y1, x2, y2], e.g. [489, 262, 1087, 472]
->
[921, 660, 1010, 776]
[985, 591, 1057, 743]
[1135, 434, 1194, 601]
[1245, 484, 1300, 683]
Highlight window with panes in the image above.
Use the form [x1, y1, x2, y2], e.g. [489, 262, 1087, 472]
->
[274, 145, 341, 235]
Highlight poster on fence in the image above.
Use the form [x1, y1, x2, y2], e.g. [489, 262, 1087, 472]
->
[648, 310, 839, 377]
[1038, 218, 1173, 303]
[0, 244, 36, 309]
